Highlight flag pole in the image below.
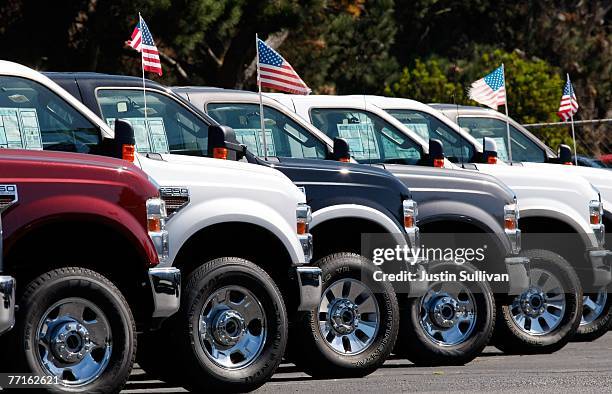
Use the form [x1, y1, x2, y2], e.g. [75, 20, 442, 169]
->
[567, 73, 578, 166]
[139, 13, 148, 135]
[255, 34, 269, 161]
[502, 63, 512, 164]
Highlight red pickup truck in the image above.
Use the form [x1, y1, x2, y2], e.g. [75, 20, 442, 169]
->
[0, 148, 180, 393]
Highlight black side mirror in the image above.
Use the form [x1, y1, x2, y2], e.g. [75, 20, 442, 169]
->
[557, 144, 573, 165]
[429, 138, 445, 167]
[104, 119, 136, 161]
[482, 137, 498, 164]
[332, 137, 351, 162]
[208, 124, 246, 160]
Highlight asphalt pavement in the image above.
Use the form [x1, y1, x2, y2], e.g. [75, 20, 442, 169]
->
[121, 332, 612, 393]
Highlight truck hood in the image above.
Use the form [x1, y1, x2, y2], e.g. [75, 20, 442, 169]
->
[383, 164, 516, 203]
[136, 153, 306, 203]
[521, 162, 612, 214]
[0, 148, 138, 173]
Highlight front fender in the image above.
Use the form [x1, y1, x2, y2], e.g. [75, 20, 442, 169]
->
[3, 195, 157, 265]
[416, 199, 511, 256]
[310, 204, 408, 247]
[163, 197, 304, 267]
[519, 201, 597, 248]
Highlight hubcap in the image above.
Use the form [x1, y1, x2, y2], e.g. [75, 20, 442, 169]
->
[510, 268, 566, 335]
[198, 286, 266, 370]
[36, 298, 112, 386]
[419, 282, 477, 346]
[581, 289, 608, 326]
[318, 278, 379, 355]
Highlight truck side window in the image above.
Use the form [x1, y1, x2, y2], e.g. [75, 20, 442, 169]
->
[207, 103, 327, 159]
[0, 76, 100, 153]
[310, 108, 423, 165]
[96, 89, 207, 156]
[386, 109, 474, 163]
[457, 117, 546, 163]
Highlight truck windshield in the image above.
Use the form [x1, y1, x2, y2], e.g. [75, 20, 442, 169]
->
[310, 108, 422, 165]
[96, 89, 207, 156]
[0, 76, 100, 153]
[386, 109, 474, 163]
[207, 102, 327, 159]
[457, 116, 547, 163]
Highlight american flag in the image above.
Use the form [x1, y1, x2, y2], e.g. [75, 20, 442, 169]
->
[257, 38, 310, 95]
[468, 65, 506, 109]
[557, 75, 579, 121]
[127, 16, 162, 76]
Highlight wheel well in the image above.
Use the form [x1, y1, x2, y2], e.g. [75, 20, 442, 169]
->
[173, 222, 294, 302]
[519, 216, 592, 285]
[5, 220, 153, 327]
[310, 217, 388, 261]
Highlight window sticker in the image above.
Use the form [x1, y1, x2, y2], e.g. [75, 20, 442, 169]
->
[404, 123, 430, 141]
[234, 128, 276, 157]
[0, 107, 43, 150]
[491, 137, 509, 161]
[337, 123, 379, 160]
[107, 117, 169, 154]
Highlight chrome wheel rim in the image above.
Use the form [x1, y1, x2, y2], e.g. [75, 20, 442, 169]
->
[581, 289, 607, 326]
[318, 278, 380, 355]
[419, 281, 477, 346]
[510, 268, 566, 335]
[198, 285, 267, 370]
[36, 297, 112, 386]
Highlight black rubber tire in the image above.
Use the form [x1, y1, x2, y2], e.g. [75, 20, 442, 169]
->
[573, 286, 612, 342]
[395, 262, 495, 366]
[289, 253, 399, 378]
[492, 249, 582, 354]
[175, 258, 287, 393]
[4, 267, 136, 394]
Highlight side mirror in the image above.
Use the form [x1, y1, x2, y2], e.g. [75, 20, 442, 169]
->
[482, 137, 498, 164]
[106, 119, 136, 162]
[207, 124, 246, 160]
[429, 139, 445, 168]
[557, 144, 573, 165]
[332, 138, 351, 162]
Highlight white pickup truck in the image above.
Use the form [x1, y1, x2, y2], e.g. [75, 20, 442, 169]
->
[270, 93, 610, 354]
[0, 60, 321, 393]
[382, 99, 612, 343]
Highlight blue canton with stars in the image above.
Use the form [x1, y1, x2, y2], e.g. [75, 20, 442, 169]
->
[484, 65, 505, 91]
[139, 19, 156, 46]
[562, 79, 575, 96]
[258, 39, 285, 67]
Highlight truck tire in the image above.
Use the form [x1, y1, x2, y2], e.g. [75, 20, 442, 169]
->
[574, 287, 612, 342]
[493, 249, 582, 354]
[289, 253, 399, 378]
[395, 262, 495, 366]
[176, 257, 287, 393]
[6, 267, 135, 393]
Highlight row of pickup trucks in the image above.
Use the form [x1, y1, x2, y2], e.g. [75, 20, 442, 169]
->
[0, 60, 609, 393]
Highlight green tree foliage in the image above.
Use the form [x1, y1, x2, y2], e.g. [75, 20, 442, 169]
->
[0, 0, 608, 153]
[281, 0, 398, 94]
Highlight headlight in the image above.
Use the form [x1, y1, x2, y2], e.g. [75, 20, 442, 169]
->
[403, 199, 418, 230]
[590, 199, 605, 247]
[296, 203, 313, 263]
[504, 200, 521, 254]
[296, 202, 312, 235]
[403, 199, 420, 249]
[147, 197, 169, 265]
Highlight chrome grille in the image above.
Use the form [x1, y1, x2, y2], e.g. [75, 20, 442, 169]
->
[159, 187, 189, 217]
[0, 185, 18, 212]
